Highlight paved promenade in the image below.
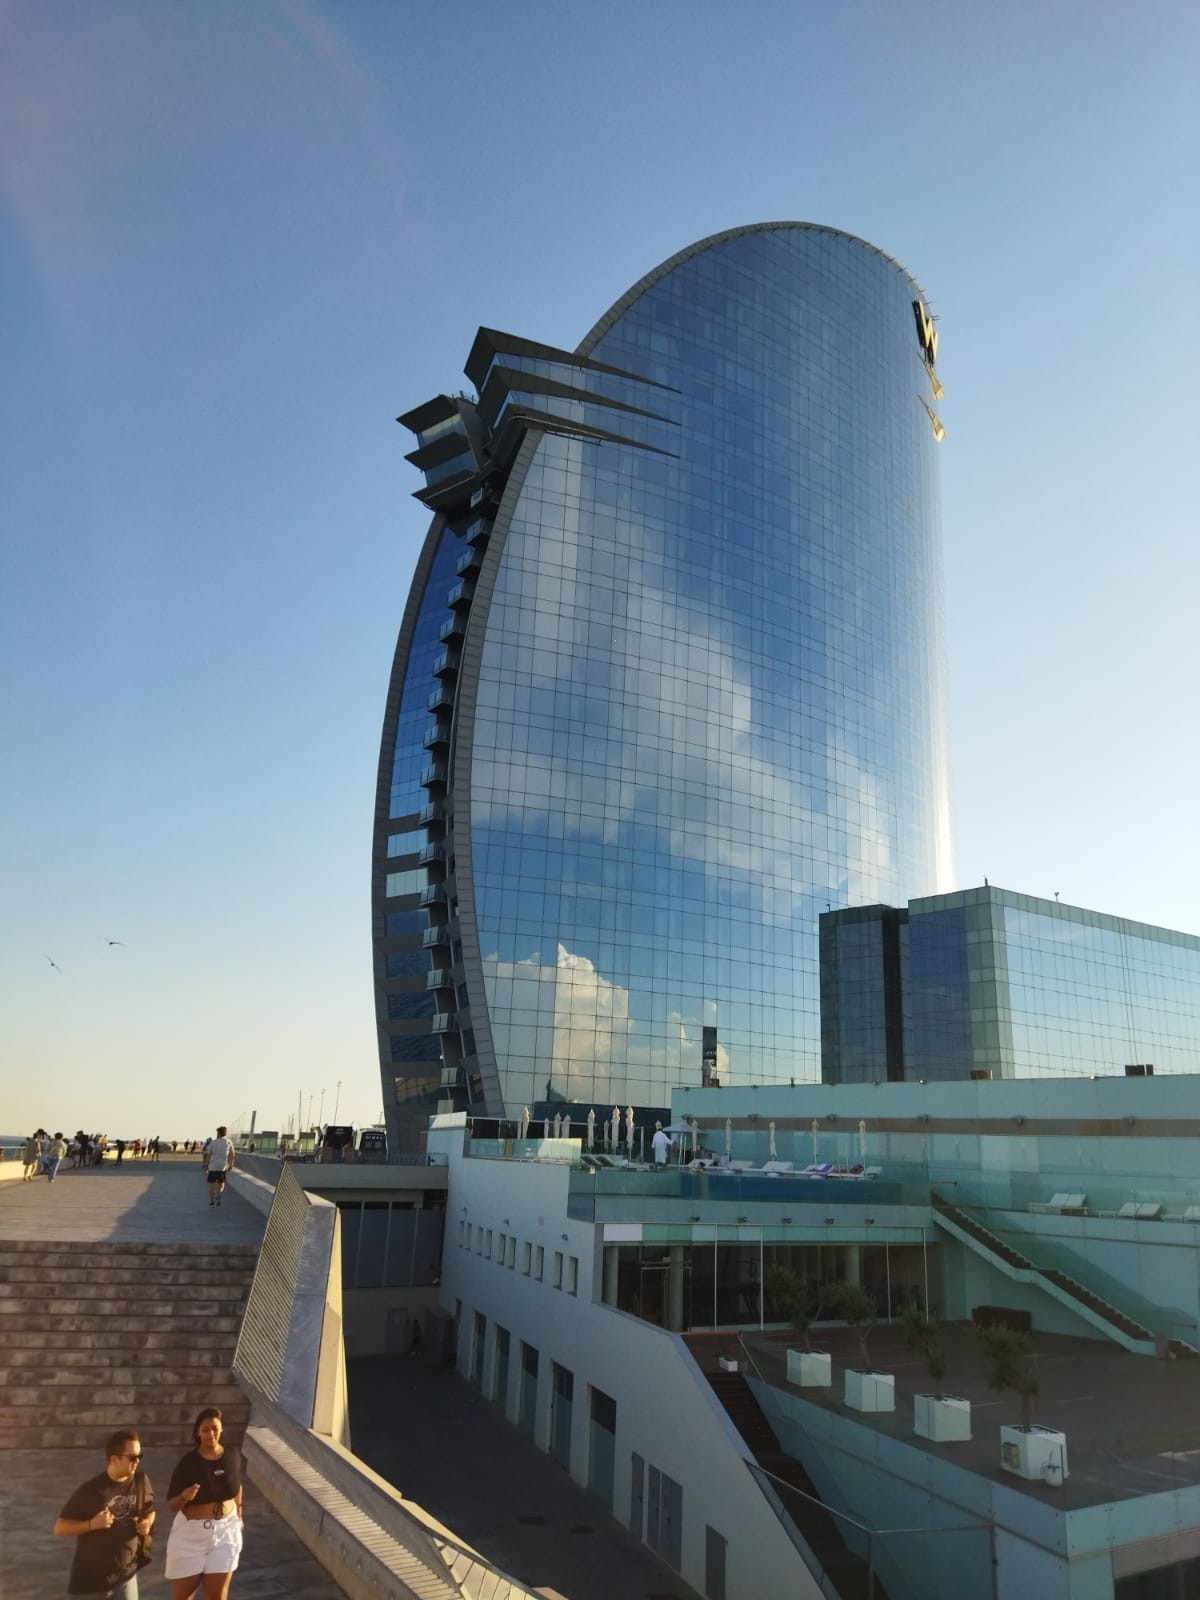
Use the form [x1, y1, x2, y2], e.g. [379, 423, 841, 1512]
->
[0, 1152, 266, 1243]
[0, 1159, 347, 1599]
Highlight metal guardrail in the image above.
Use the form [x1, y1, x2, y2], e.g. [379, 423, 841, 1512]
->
[734, 1333, 996, 1600]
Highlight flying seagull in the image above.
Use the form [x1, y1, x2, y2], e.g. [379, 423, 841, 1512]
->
[102, 938, 126, 947]
[44, 955, 63, 975]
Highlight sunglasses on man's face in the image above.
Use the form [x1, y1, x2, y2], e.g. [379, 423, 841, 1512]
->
[123, 1453, 142, 1463]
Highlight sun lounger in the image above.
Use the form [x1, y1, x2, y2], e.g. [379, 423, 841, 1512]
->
[762, 1160, 794, 1175]
[799, 1163, 833, 1177]
[1029, 1192, 1087, 1215]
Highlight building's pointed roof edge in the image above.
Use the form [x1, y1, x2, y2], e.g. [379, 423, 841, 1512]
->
[576, 221, 929, 358]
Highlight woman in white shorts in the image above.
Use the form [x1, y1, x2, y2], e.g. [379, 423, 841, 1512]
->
[164, 1407, 243, 1598]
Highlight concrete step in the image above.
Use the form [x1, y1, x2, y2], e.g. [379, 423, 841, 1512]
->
[0, 1240, 260, 1261]
[0, 1369, 240, 1395]
[0, 1345, 235, 1369]
[0, 1328, 239, 1353]
[0, 1312, 243, 1336]
[0, 1264, 255, 1288]
[0, 1415, 252, 1451]
[4, 1381, 246, 1409]
[0, 1293, 248, 1314]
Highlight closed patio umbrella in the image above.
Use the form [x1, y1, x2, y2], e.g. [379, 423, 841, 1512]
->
[587, 1109, 596, 1150]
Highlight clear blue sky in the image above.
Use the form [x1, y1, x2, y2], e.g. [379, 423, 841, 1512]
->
[2, 1, 1197, 1138]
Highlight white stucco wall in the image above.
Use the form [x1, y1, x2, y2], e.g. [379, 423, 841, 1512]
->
[438, 1151, 821, 1600]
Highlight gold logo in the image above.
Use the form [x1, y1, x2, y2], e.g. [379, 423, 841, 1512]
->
[912, 300, 938, 368]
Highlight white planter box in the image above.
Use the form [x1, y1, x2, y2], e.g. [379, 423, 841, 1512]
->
[1000, 1425, 1069, 1483]
[787, 1349, 832, 1387]
[914, 1394, 971, 1442]
[844, 1369, 895, 1412]
[718, 1355, 739, 1372]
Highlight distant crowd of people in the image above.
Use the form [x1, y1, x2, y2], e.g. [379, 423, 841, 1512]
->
[14, 1131, 204, 1179]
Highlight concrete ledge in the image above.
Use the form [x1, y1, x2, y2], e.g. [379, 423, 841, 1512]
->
[245, 1420, 536, 1600]
[226, 1168, 277, 1216]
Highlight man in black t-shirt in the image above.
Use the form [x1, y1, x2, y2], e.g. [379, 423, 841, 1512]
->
[54, 1429, 155, 1598]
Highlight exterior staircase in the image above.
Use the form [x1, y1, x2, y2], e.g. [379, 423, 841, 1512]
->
[0, 1238, 259, 1449]
[688, 1336, 889, 1600]
[930, 1193, 1198, 1359]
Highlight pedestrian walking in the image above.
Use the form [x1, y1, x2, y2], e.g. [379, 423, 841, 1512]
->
[44, 1131, 67, 1182]
[202, 1127, 234, 1207]
[22, 1131, 40, 1181]
[54, 1427, 155, 1598]
[164, 1407, 243, 1599]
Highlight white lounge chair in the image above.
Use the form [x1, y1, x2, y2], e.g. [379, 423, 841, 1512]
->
[1029, 1192, 1088, 1215]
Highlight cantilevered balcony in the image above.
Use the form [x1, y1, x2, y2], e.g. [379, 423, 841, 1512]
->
[427, 685, 454, 714]
[421, 926, 449, 949]
[420, 763, 447, 790]
[446, 579, 474, 609]
[419, 800, 446, 828]
[418, 841, 445, 866]
[439, 614, 465, 644]
[422, 723, 450, 752]
[455, 546, 481, 578]
[431, 1011, 458, 1034]
[419, 883, 447, 908]
[464, 517, 491, 548]
[432, 647, 459, 678]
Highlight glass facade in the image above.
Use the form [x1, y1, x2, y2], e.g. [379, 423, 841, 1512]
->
[375, 224, 953, 1148]
[822, 886, 1200, 1081]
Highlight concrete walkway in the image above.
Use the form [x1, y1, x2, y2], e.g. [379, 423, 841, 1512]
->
[7, 1447, 347, 1600]
[0, 1163, 347, 1596]
[349, 1356, 700, 1600]
[0, 1154, 266, 1244]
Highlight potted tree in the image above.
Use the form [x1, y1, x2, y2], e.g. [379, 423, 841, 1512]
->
[768, 1266, 830, 1387]
[901, 1301, 970, 1442]
[824, 1281, 893, 1412]
[975, 1322, 1068, 1483]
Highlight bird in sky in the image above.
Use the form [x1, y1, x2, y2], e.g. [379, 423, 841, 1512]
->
[102, 938, 126, 947]
[44, 955, 63, 975]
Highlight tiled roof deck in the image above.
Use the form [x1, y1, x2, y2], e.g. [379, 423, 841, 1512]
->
[721, 1322, 1200, 1510]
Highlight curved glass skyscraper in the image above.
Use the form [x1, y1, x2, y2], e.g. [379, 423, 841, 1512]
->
[374, 223, 953, 1150]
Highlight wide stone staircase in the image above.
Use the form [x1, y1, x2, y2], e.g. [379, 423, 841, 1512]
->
[0, 1238, 259, 1449]
[930, 1192, 1198, 1358]
[688, 1334, 889, 1600]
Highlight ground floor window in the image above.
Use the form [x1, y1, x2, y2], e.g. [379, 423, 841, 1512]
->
[602, 1239, 934, 1331]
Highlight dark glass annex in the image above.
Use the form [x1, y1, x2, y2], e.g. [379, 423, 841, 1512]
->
[374, 224, 953, 1150]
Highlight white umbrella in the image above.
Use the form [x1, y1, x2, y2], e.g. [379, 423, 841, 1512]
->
[587, 1109, 596, 1150]
[724, 1116, 732, 1159]
[858, 1119, 867, 1164]
[553, 1112, 562, 1138]
[625, 1106, 634, 1149]
[519, 1107, 530, 1140]
[768, 1120, 777, 1161]
[811, 1118, 819, 1163]
[611, 1107, 620, 1150]
[543, 1113, 550, 1140]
